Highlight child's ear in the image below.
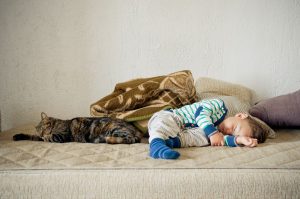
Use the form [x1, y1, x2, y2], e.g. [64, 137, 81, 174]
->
[235, 113, 249, 119]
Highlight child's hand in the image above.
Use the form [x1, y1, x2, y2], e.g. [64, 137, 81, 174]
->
[236, 136, 258, 147]
[210, 132, 224, 146]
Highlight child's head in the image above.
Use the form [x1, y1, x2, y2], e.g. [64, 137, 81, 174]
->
[218, 113, 267, 143]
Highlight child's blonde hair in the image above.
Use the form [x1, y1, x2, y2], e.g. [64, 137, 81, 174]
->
[246, 116, 267, 143]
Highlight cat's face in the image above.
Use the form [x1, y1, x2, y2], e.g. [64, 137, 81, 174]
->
[36, 112, 70, 137]
[35, 112, 55, 137]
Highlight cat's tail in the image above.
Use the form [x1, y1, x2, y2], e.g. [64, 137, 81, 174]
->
[13, 133, 43, 141]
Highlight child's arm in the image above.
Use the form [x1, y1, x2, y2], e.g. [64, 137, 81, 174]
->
[224, 135, 258, 147]
[195, 99, 227, 146]
[210, 131, 224, 146]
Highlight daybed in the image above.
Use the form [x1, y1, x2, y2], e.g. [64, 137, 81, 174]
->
[0, 76, 299, 198]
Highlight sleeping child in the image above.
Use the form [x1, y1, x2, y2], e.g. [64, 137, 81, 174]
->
[148, 98, 267, 159]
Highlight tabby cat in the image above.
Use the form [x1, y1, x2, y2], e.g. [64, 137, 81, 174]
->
[13, 112, 143, 144]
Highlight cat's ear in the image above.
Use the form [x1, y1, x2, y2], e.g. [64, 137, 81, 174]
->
[41, 112, 48, 120]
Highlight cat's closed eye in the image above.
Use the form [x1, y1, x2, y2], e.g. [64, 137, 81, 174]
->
[43, 121, 50, 126]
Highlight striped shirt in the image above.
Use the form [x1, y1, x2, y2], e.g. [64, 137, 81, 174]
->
[172, 98, 228, 137]
[224, 135, 238, 147]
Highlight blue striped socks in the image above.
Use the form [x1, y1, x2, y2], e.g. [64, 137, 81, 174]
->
[149, 138, 180, 159]
[165, 136, 181, 148]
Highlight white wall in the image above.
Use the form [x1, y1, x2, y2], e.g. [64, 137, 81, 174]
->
[0, 0, 299, 131]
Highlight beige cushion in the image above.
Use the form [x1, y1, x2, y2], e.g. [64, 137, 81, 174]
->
[196, 77, 254, 104]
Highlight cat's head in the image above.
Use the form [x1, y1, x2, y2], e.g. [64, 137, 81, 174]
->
[35, 112, 69, 137]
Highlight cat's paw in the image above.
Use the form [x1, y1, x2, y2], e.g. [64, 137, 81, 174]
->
[13, 133, 28, 141]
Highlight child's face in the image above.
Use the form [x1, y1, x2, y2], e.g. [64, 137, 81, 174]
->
[218, 113, 252, 137]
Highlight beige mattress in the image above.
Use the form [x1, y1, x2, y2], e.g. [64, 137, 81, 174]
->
[1, 124, 300, 198]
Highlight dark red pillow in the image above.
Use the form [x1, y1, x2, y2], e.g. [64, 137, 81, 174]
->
[249, 90, 300, 128]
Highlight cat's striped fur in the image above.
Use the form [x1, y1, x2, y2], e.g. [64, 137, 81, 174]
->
[13, 112, 143, 144]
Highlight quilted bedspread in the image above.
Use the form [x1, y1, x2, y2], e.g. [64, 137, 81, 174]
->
[1, 124, 300, 199]
[0, 124, 300, 170]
